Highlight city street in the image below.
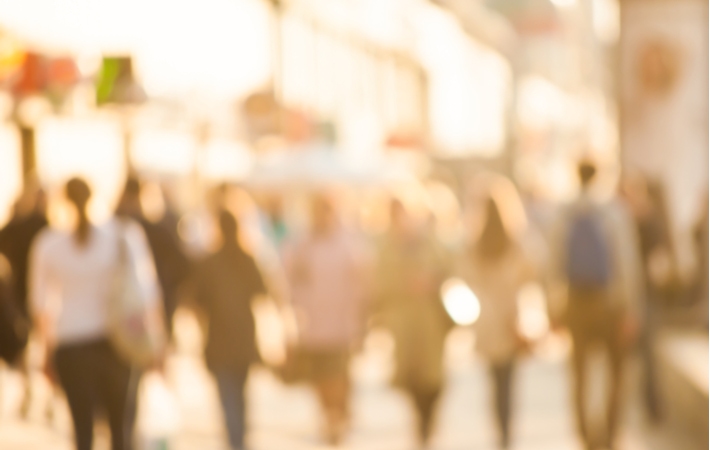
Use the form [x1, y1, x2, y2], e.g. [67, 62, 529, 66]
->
[0, 313, 701, 450]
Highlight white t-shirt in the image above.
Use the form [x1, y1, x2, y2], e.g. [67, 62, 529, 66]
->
[30, 218, 160, 345]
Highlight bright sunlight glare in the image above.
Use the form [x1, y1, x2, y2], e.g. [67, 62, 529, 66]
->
[441, 277, 480, 326]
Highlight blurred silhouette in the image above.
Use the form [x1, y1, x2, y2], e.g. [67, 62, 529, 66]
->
[622, 175, 674, 423]
[261, 196, 289, 249]
[115, 177, 190, 438]
[192, 210, 267, 450]
[282, 195, 368, 445]
[373, 199, 452, 448]
[0, 253, 29, 369]
[693, 193, 709, 326]
[0, 179, 49, 418]
[551, 162, 643, 450]
[30, 177, 160, 450]
[116, 177, 191, 338]
[456, 195, 536, 450]
[156, 182, 184, 247]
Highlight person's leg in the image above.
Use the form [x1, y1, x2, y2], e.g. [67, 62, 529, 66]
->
[570, 331, 592, 450]
[19, 347, 32, 419]
[604, 323, 627, 449]
[122, 368, 142, 447]
[410, 384, 440, 445]
[641, 304, 662, 423]
[315, 372, 350, 445]
[95, 341, 133, 450]
[54, 344, 97, 450]
[491, 361, 514, 449]
[214, 369, 248, 450]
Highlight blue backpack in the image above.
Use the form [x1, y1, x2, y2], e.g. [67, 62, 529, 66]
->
[566, 211, 612, 290]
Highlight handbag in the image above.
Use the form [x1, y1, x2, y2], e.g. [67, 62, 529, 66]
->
[108, 221, 166, 368]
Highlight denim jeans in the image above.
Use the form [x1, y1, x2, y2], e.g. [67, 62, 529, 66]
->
[213, 368, 249, 450]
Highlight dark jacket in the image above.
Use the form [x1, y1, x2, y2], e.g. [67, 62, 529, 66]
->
[0, 213, 48, 319]
[194, 246, 266, 372]
[128, 214, 191, 332]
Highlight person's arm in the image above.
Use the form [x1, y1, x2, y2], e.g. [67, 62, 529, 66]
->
[0, 222, 11, 256]
[28, 232, 58, 379]
[125, 222, 162, 310]
[544, 208, 569, 329]
[248, 256, 268, 299]
[125, 221, 169, 355]
[612, 204, 645, 322]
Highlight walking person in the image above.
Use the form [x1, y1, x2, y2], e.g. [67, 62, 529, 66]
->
[282, 195, 368, 445]
[456, 194, 537, 450]
[373, 200, 452, 448]
[116, 177, 191, 339]
[550, 161, 643, 450]
[0, 180, 50, 418]
[621, 176, 674, 423]
[192, 210, 268, 450]
[29, 177, 161, 450]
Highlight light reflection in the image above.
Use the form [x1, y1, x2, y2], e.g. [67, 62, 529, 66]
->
[441, 277, 480, 326]
[516, 282, 550, 341]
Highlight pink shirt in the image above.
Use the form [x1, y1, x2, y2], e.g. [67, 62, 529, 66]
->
[283, 229, 367, 350]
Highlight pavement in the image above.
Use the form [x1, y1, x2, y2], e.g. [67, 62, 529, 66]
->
[0, 310, 704, 450]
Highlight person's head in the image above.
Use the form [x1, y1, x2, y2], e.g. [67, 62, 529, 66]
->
[577, 160, 598, 191]
[65, 177, 92, 245]
[310, 194, 336, 235]
[476, 196, 511, 260]
[218, 209, 240, 249]
[116, 176, 143, 217]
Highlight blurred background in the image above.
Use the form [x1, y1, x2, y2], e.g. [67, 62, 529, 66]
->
[0, 0, 706, 449]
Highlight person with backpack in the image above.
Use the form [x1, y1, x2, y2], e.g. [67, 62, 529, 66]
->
[550, 161, 643, 450]
[29, 177, 161, 450]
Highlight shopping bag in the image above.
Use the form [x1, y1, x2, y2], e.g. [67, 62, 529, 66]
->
[138, 371, 180, 450]
[108, 221, 166, 368]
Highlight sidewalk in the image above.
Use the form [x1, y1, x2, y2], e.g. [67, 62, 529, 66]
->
[0, 326, 702, 450]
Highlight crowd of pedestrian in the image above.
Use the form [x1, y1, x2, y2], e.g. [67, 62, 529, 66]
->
[0, 159, 706, 450]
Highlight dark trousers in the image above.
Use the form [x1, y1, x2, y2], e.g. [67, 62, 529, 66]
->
[54, 339, 133, 450]
[405, 383, 441, 444]
[213, 368, 249, 450]
[567, 294, 626, 450]
[490, 361, 515, 449]
[640, 299, 662, 422]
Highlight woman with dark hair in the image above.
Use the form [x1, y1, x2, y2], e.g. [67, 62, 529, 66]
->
[29, 177, 160, 450]
[192, 209, 267, 450]
[456, 195, 536, 450]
